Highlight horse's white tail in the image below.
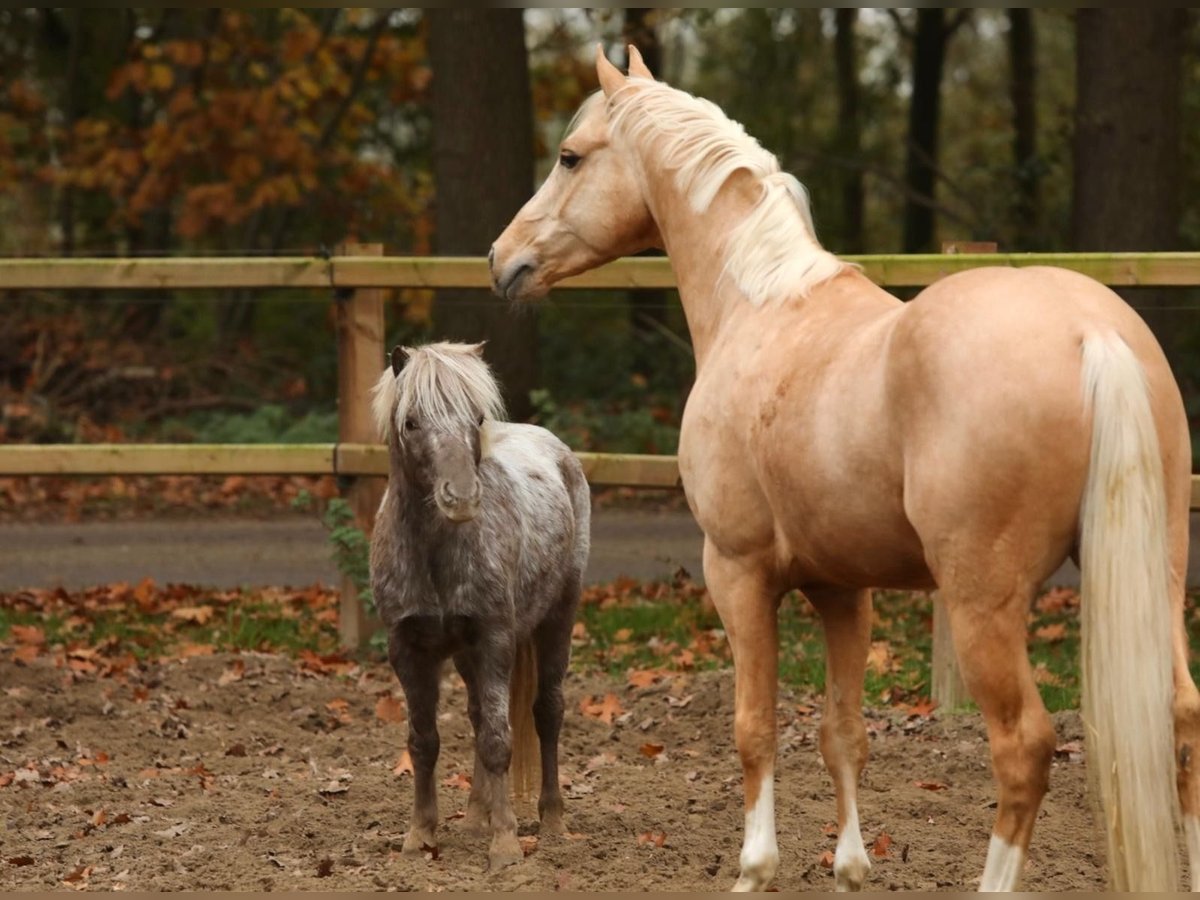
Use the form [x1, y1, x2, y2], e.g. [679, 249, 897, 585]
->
[1079, 333, 1179, 891]
[508, 638, 539, 800]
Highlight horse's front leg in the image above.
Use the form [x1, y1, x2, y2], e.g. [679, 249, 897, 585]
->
[453, 650, 492, 836]
[808, 586, 873, 892]
[388, 624, 443, 856]
[704, 539, 782, 892]
[464, 635, 522, 870]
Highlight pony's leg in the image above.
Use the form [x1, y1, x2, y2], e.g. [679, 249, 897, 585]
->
[388, 627, 443, 855]
[704, 540, 781, 892]
[465, 639, 522, 869]
[808, 586, 873, 892]
[531, 599, 577, 834]
[942, 585, 1056, 892]
[453, 651, 492, 836]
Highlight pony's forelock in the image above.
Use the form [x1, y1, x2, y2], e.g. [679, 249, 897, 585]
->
[371, 343, 506, 442]
[605, 79, 845, 306]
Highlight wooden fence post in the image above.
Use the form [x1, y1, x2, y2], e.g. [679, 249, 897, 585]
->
[336, 242, 387, 649]
[928, 241, 998, 710]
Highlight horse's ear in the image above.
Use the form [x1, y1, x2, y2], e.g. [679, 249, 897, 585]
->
[467, 341, 487, 358]
[390, 345, 406, 377]
[596, 43, 625, 98]
[627, 44, 654, 80]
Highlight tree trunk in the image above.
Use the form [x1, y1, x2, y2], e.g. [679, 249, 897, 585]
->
[902, 10, 948, 253]
[58, 7, 83, 256]
[1008, 8, 1039, 250]
[1072, 9, 1186, 366]
[833, 8, 864, 254]
[428, 9, 538, 421]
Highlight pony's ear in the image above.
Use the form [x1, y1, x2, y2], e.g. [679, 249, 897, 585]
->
[627, 44, 654, 80]
[596, 43, 625, 98]
[390, 345, 407, 377]
[467, 341, 487, 358]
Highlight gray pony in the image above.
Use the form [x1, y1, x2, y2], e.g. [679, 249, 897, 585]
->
[368, 341, 590, 869]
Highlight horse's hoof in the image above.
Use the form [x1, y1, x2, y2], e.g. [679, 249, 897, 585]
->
[488, 832, 523, 870]
[461, 805, 490, 837]
[401, 828, 437, 858]
[538, 811, 566, 836]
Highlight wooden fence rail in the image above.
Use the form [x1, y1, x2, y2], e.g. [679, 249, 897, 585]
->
[3, 251, 1200, 291]
[4, 250, 1200, 670]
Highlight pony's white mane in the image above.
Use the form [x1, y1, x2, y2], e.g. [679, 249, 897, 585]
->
[606, 79, 846, 307]
[370, 342, 506, 441]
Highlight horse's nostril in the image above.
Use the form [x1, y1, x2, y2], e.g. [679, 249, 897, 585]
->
[487, 246, 496, 272]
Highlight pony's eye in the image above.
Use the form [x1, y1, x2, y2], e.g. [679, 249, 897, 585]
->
[404, 418, 418, 431]
[477, 414, 485, 426]
[559, 150, 581, 170]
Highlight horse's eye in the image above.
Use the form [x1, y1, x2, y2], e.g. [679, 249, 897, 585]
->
[559, 150, 581, 170]
[404, 418, 418, 431]
[477, 414, 485, 426]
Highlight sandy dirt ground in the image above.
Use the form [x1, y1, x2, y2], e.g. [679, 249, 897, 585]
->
[0, 652, 1114, 892]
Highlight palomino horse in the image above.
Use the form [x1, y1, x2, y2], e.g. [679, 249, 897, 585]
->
[491, 46, 1199, 892]
[369, 342, 590, 869]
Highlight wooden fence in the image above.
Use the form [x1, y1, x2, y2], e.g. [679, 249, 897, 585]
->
[4, 249, 1200, 703]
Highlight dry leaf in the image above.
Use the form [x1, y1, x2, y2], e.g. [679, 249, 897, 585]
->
[10, 624, 45, 645]
[375, 694, 406, 724]
[171, 605, 215, 625]
[579, 693, 623, 725]
[316, 857, 334, 877]
[639, 742, 665, 759]
[614, 628, 633, 642]
[821, 822, 838, 837]
[318, 780, 349, 796]
[1033, 622, 1067, 643]
[914, 780, 947, 792]
[818, 850, 835, 868]
[519, 835, 538, 857]
[442, 771, 472, 791]
[627, 668, 667, 689]
[13, 645, 40, 664]
[637, 830, 667, 848]
[393, 750, 414, 777]
[217, 661, 245, 686]
[866, 640, 894, 675]
[871, 832, 893, 858]
[8, 855, 34, 866]
[177, 643, 215, 659]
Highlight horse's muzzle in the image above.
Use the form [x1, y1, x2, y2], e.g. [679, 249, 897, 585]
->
[436, 482, 482, 523]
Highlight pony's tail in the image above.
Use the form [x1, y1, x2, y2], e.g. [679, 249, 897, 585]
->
[508, 638, 539, 801]
[1078, 333, 1179, 891]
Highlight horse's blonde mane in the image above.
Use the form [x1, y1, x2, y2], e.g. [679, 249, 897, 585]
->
[370, 342, 506, 441]
[606, 79, 845, 307]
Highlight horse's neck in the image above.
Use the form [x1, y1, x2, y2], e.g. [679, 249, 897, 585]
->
[646, 169, 836, 369]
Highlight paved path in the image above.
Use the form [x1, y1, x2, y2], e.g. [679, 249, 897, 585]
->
[4, 510, 1200, 592]
[0, 510, 705, 591]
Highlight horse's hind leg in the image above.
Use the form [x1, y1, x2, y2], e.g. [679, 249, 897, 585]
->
[388, 626, 443, 856]
[808, 586, 873, 892]
[1166, 505, 1200, 890]
[941, 581, 1056, 892]
[704, 540, 782, 892]
[531, 589, 578, 834]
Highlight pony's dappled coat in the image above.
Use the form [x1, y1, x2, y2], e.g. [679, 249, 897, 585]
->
[370, 342, 505, 441]
[607, 78, 845, 307]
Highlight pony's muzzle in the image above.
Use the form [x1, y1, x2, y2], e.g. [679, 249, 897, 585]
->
[436, 480, 482, 523]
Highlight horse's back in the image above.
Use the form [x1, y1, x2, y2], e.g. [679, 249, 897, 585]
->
[485, 422, 591, 576]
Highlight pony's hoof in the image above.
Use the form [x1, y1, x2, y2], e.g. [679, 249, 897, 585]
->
[538, 811, 566, 836]
[834, 851, 870, 892]
[488, 832, 523, 870]
[401, 828, 437, 858]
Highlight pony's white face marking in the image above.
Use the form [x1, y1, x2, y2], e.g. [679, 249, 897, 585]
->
[833, 802, 871, 892]
[732, 774, 778, 892]
[978, 834, 1023, 892]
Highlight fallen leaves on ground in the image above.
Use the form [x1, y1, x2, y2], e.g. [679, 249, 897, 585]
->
[393, 751, 414, 777]
[872, 832, 894, 858]
[914, 780, 948, 792]
[374, 693, 406, 724]
[442, 771, 472, 791]
[637, 830, 667, 848]
[579, 693, 623, 726]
